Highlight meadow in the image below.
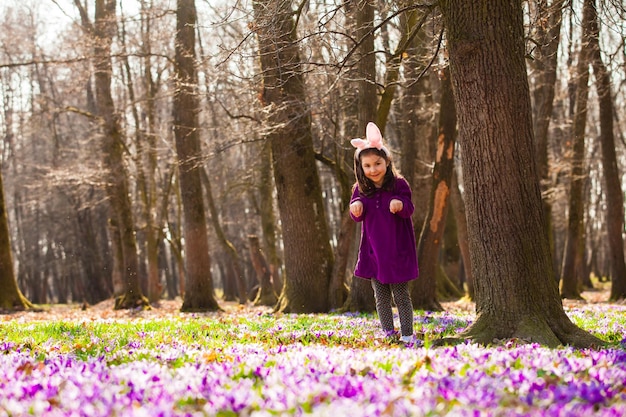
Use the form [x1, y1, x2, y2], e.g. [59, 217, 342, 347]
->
[1, 290, 625, 417]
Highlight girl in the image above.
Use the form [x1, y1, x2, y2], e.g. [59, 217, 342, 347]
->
[350, 122, 419, 345]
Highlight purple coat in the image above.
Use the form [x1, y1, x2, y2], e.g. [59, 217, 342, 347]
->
[350, 177, 419, 284]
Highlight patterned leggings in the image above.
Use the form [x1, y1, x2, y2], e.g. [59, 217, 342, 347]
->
[371, 279, 414, 337]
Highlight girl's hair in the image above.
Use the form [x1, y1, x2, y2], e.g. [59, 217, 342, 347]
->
[353, 148, 397, 196]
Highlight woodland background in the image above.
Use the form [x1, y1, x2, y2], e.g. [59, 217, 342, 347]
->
[1, 0, 625, 314]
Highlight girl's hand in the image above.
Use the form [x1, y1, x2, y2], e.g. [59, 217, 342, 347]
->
[350, 201, 364, 217]
[389, 199, 403, 214]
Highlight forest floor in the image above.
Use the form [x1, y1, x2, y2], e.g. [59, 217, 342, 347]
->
[4, 281, 618, 324]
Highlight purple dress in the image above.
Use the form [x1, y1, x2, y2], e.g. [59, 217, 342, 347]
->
[350, 177, 419, 284]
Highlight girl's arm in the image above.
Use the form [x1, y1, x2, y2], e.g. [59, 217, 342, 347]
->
[391, 178, 414, 218]
[350, 186, 364, 222]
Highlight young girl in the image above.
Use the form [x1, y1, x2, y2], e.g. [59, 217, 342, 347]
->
[350, 122, 419, 345]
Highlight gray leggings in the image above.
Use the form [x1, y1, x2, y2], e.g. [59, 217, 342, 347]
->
[371, 279, 414, 337]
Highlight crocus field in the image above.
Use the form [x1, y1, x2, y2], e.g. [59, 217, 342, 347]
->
[1, 292, 625, 417]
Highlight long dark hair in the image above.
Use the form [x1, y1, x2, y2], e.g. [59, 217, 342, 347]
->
[353, 148, 397, 197]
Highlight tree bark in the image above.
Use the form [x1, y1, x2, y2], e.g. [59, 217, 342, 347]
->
[253, 0, 334, 313]
[440, 0, 604, 348]
[585, 0, 626, 301]
[411, 67, 455, 311]
[174, 0, 220, 312]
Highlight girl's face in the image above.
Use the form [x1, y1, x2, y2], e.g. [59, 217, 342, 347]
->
[360, 153, 389, 187]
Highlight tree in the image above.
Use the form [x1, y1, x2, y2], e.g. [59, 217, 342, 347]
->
[253, 0, 334, 313]
[75, 0, 149, 310]
[174, 0, 221, 312]
[529, 0, 566, 278]
[560, 0, 592, 300]
[341, 0, 378, 313]
[248, 235, 278, 306]
[585, 0, 626, 301]
[439, 0, 604, 347]
[0, 168, 32, 311]
[119, 1, 168, 304]
[412, 67, 456, 310]
[200, 169, 248, 304]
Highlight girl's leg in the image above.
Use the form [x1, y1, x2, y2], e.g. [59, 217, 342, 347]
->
[391, 282, 414, 337]
[371, 279, 395, 333]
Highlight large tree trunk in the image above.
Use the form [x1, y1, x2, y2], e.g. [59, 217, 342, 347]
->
[411, 67, 455, 311]
[253, 0, 333, 313]
[560, 2, 591, 300]
[0, 169, 32, 311]
[87, 0, 148, 310]
[586, 0, 626, 301]
[174, 0, 220, 312]
[440, 0, 603, 348]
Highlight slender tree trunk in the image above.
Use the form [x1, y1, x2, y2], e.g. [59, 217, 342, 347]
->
[120, 3, 165, 305]
[412, 67, 455, 311]
[253, 0, 334, 313]
[450, 168, 473, 299]
[560, 2, 591, 300]
[200, 169, 248, 304]
[530, 0, 565, 279]
[0, 169, 32, 311]
[328, 212, 352, 310]
[258, 141, 283, 295]
[76, 204, 112, 303]
[396, 3, 438, 307]
[174, 0, 220, 312]
[440, 0, 603, 348]
[586, 0, 626, 301]
[249, 235, 278, 306]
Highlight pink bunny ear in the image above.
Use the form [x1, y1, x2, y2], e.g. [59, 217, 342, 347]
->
[351, 138, 368, 150]
[366, 122, 383, 149]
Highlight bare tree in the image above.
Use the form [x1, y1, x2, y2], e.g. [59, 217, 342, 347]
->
[439, 0, 604, 347]
[253, 0, 334, 313]
[560, 0, 592, 300]
[585, 0, 626, 301]
[74, 0, 149, 309]
[341, 0, 379, 313]
[413, 67, 456, 310]
[0, 168, 32, 311]
[174, 0, 221, 312]
[529, 0, 566, 278]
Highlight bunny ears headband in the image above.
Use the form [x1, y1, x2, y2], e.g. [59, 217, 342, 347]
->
[350, 122, 389, 158]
